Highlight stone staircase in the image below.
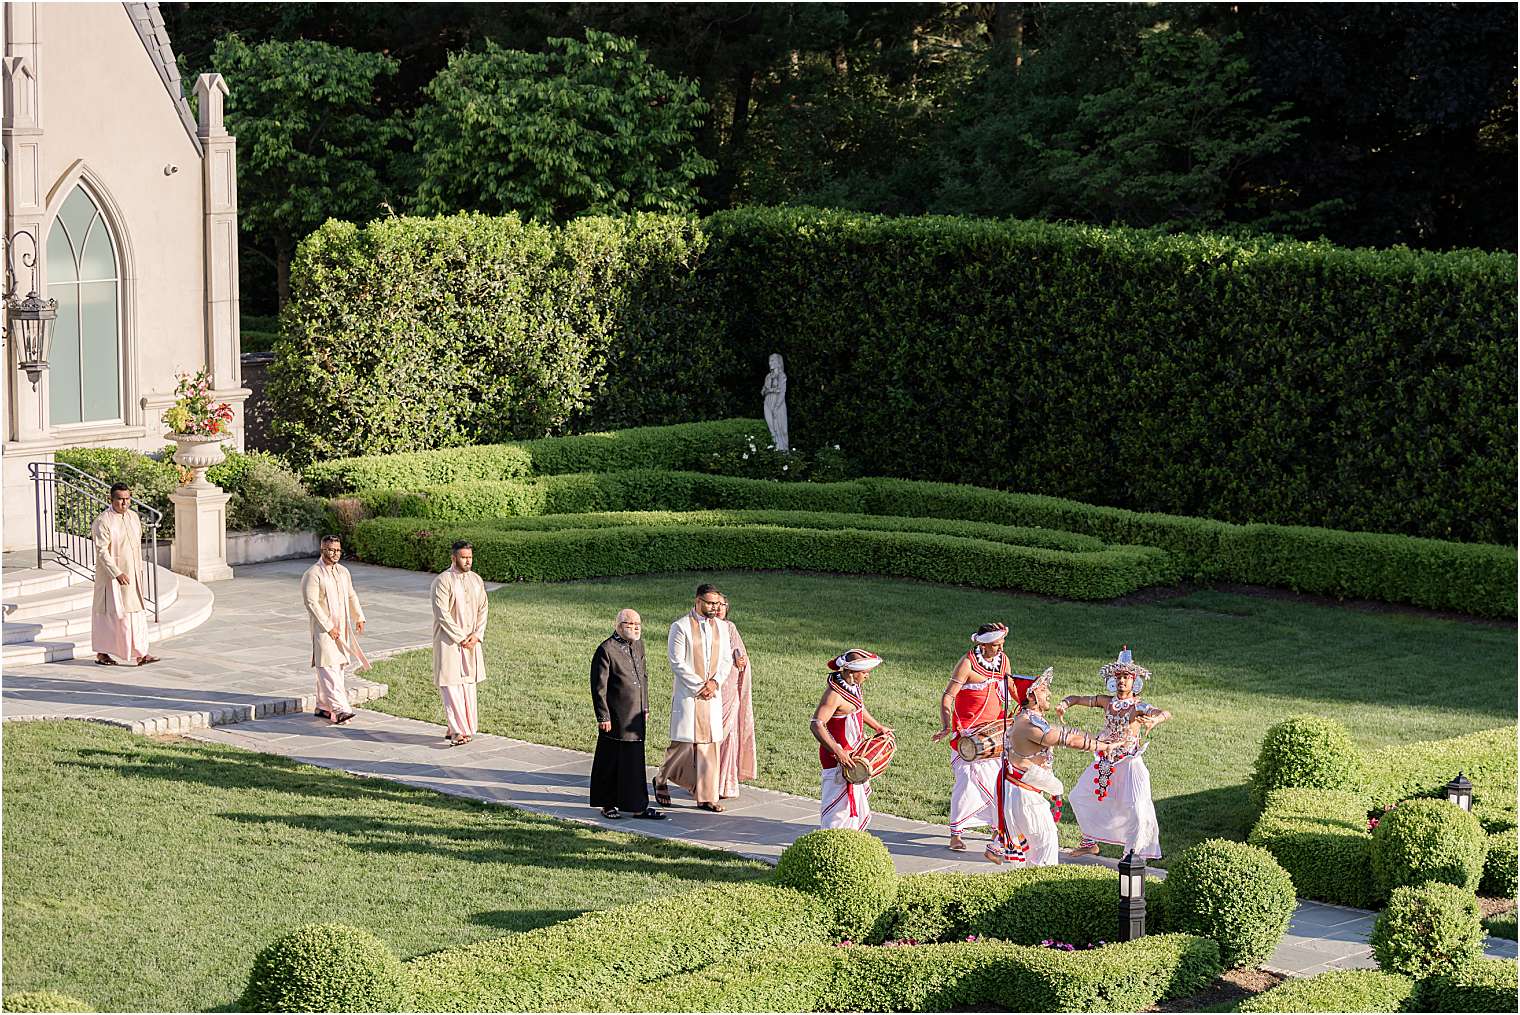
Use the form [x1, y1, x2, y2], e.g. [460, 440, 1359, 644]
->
[2, 558, 214, 666]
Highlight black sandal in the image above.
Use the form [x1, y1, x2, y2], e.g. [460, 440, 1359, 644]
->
[652, 778, 672, 807]
[95, 655, 118, 666]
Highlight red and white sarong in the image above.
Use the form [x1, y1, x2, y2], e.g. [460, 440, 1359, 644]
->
[949, 753, 1001, 833]
[820, 709, 870, 830]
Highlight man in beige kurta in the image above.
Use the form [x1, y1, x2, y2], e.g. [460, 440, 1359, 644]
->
[91, 483, 158, 666]
[432, 540, 489, 745]
[300, 535, 367, 725]
[654, 583, 731, 811]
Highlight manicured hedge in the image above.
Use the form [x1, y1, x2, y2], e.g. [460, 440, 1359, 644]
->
[1481, 828, 1517, 898]
[0, 993, 92, 1013]
[1248, 716, 1367, 811]
[241, 923, 412, 1013]
[625, 934, 1220, 1013]
[1371, 798, 1488, 895]
[350, 517, 1174, 600]
[304, 420, 767, 495]
[1163, 839, 1297, 968]
[1417, 956, 1520, 1013]
[1235, 969, 1417, 1013]
[1370, 883, 1485, 979]
[406, 883, 833, 1012]
[283, 209, 1516, 542]
[1364, 728, 1518, 823]
[1247, 788, 1379, 909]
[775, 830, 898, 942]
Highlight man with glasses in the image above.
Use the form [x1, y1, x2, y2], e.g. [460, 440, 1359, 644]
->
[654, 583, 731, 812]
[91, 483, 159, 666]
[300, 535, 365, 725]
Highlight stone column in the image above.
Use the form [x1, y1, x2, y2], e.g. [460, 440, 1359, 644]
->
[4, 5, 47, 442]
[169, 463, 234, 583]
[195, 73, 248, 450]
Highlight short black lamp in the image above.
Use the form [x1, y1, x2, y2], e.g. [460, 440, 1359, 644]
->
[1118, 850, 1147, 941]
[1446, 772, 1473, 812]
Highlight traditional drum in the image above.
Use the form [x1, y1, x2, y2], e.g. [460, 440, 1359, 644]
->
[955, 719, 1008, 762]
[844, 731, 896, 784]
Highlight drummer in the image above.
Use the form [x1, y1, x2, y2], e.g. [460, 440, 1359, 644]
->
[933, 622, 1013, 852]
[812, 649, 892, 830]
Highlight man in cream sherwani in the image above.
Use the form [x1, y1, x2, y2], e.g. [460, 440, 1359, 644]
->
[300, 535, 366, 725]
[91, 483, 158, 666]
[433, 539, 489, 745]
[654, 583, 731, 812]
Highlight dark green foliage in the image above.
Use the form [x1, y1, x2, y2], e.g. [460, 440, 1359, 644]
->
[406, 883, 832, 1011]
[52, 447, 178, 537]
[1370, 883, 1484, 979]
[1418, 957, 1520, 1013]
[629, 935, 1220, 1013]
[0, 992, 92, 1013]
[774, 830, 899, 942]
[1249, 716, 1366, 809]
[1163, 839, 1296, 968]
[1371, 798, 1488, 894]
[413, 31, 712, 220]
[350, 516, 1173, 600]
[1236, 969, 1416, 1013]
[1481, 829, 1517, 898]
[874, 866, 1129, 948]
[240, 924, 412, 1013]
[1247, 788, 1378, 908]
[279, 209, 1516, 544]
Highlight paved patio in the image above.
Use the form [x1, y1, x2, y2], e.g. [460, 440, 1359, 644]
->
[4, 559, 1514, 978]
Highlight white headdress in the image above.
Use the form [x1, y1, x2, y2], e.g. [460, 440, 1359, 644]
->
[829, 650, 884, 673]
[1099, 645, 1150, 695]
[972, 623, 1009, 645]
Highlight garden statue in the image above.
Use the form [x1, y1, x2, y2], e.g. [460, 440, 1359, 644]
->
[762, 353, 789, 452]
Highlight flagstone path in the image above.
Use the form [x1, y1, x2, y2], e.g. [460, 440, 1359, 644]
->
[4, 559, 1514, 978]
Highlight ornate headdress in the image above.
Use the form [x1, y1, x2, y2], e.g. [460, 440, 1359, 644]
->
[828, 650, 884, 674]
[1098, 645, 1150, 696]
[972, 622, 1009, 645]
[1028, 666, 1054, 692]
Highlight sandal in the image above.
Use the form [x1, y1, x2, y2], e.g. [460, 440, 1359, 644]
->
[94, 655, 118, 666]
[949, 836, 968, 852]
[652, 778, 672, 807]
[698, 802, 725, 813]
[136, 655, 161, 666]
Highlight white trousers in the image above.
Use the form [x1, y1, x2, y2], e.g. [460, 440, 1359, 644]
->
[93, 609, 149, 661]
[949, 753, 1001, 833]
[820, 766, 871, 830]
[999, 782, 1061, 867]
[314, 666, 353, 715]
[439, 683, 479, 739]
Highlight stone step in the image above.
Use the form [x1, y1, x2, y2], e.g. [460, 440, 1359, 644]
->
[1, 572, 213, 666]
[4, 568, 181, 636]
[2, 561, 87, 600]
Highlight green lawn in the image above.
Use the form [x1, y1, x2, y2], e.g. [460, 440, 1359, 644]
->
[1, 722, 767, 1012]
[365, 571, 1516, 861]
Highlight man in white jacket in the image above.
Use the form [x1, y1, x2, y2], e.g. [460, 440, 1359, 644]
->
[299, 535, 366, 725]
[653, 583, 731, 812]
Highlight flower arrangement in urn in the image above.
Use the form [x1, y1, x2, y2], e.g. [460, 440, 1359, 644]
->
[164, 369, 233, 488]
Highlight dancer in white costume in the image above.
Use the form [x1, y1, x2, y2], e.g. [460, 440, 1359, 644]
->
[812, 650, 891, 830]
[988, 667, 1122, 866]
[1058, 646, 1171, 860]
[933, 623, 1011, 852]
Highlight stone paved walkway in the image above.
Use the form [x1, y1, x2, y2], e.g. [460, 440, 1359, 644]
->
[4, 561, 1514, 979]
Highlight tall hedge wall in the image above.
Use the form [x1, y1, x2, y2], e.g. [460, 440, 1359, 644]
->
[279, 208, 1516, 542]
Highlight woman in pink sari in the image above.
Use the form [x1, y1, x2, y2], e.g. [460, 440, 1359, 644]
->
[717, 599, 757, 798]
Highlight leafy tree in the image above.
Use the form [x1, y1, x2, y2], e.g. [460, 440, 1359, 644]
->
[412, 31, 715, 220]
[210, 35, 405, 307]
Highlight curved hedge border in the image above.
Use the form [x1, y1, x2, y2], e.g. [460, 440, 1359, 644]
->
[342, 464, 1514, 616]
[1236, 969, 1416, 1013]
[1417, 956, 1520, 1012]
[305, 420, 769, 495]
[625, 934, 1220, 1013]
[351, 517, 1175, 600]
[1248, 788, 1378, 908]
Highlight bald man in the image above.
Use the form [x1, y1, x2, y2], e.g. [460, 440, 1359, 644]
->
[589, 609, 665, 820]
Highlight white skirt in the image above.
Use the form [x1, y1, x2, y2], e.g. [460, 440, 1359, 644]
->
[996, 778, 1060, 867]
[820, 765, 871, 830]
[1068, 748, 1162, 860]
[949, 753, 1001, 833]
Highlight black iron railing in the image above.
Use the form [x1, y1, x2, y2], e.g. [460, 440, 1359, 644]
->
[28, 461, 161, 622]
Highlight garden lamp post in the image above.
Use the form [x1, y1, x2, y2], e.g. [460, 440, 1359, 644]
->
[1118, 850, 1147, 941]
[3, 229, 58, 390]
[1446, 772, 1473, 812]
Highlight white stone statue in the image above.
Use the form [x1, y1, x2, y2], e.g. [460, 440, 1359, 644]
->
[762, 353, 789, 452]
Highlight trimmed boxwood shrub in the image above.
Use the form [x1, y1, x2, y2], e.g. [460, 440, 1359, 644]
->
[1162, 839, 1296, 968]
[240, 923, 412, 1013]
[627, 934, 1220, 1013]
[1364, 727, 1518, 823]
[1235, 969, 1416, 1013]
[1247, 788, 1379, 908]
[1, 992, 92, 1013]
[1249, 716, 1366, 810]
[1417, 956, 1520, 1013]
[406, 883, 833, 1012]
[1371, 797, 1488, 894]
[874, 866, 1132, 948]
[775, 830, 899, 942]
[1481, 828, 1518, 897]
[350, 518, 1174, 600]
[1370, 883, 1484, 978]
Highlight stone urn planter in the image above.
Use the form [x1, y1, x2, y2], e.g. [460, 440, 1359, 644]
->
[167, 432, 227, 489]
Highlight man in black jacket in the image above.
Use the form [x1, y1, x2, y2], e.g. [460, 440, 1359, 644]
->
[590, 609, 666, 820]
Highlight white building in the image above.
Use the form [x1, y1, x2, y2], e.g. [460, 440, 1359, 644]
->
[2, 1, 245, 553]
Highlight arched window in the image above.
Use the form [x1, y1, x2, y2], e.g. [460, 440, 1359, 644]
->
[46, 184, 121, 426]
